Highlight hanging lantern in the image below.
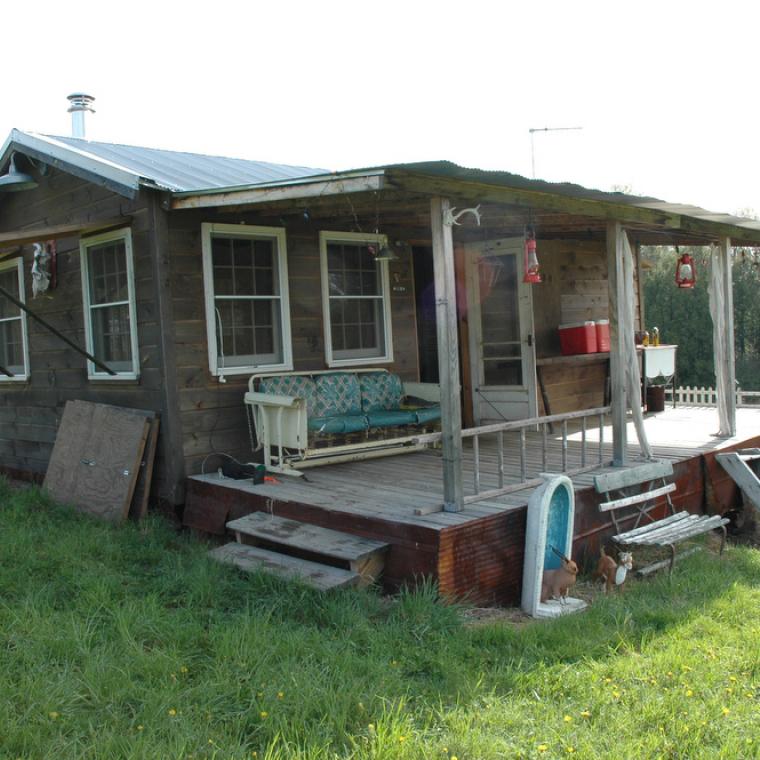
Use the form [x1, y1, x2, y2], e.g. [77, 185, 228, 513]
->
[523, 225, 541, 284]
[675, 249, 697, 288]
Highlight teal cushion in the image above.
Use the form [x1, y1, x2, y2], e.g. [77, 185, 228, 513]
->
[366, 409, 417, 427]
[360, 372, 404, 412]
[308, 414, 368, 435]
[314, 373, 362, 416]
[413, 406, 441, 425]
[258, 375, 318, 416]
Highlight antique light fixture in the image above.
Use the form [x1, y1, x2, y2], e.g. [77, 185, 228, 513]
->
[0, 153, 38, 192]
[675, 248, 697, 288]
[523, 224, 542, 283]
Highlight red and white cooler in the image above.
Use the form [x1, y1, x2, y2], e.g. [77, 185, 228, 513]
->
[595, 319, 610, 352]
[559, 321, 598, 355]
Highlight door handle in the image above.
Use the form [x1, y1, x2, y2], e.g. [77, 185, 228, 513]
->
[527, 334, 533, 347]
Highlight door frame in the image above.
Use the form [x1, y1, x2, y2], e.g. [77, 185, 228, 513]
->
[464, 237, 539, 423]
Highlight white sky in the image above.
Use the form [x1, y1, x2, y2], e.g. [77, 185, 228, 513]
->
[1, 0, 757, 215]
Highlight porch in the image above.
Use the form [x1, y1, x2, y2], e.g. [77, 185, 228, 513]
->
[184, 405, 760, 603]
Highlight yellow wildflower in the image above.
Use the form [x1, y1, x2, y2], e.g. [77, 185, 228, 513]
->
[580, 710, 591, 718]
[260, 711, 268, 719]
[49, 712, 59, 720]
[564, 715, 572, 723]
[180, 666, 189, 674]
[722, 707, 730, 716]
[686, 690, 693, 697]
[137, 725, 144, 731]
[538, 745, 548, 753]
[168, 709, 177, 717]
[277, 691, 284, 699]
[566, 748, 575, 754]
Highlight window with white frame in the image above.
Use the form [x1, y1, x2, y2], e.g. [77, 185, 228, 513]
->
[80, 228, 139, 379]
[202, 223, 292, 375]
[0, 258, 29, 381]
[320, 231, 393, 366]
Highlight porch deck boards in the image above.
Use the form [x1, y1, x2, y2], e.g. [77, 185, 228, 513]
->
[190, 406, 760, 531]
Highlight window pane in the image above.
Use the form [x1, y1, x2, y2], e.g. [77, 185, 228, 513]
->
[0, 269, 20, 318]
[325, 239, 387, 361]
[232, 238, 253, 268]
[0, 319, 23, 373]
[92, 304, 133, 372]
[88, 241, 128, 305]
[484, 359, 522, 386]
[216, 296, 282, 366]
[211, 236, 232, 266]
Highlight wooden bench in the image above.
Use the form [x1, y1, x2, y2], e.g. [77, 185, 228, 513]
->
[594, 461, 730, 575]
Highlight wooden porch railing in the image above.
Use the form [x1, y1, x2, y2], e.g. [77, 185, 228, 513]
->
[664, 386, 760, 407]
[414, 406, 612, 506]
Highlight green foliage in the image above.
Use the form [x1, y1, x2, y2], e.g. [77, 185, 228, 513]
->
[642, 246, 760, 390]
[1, 486, 760, 759]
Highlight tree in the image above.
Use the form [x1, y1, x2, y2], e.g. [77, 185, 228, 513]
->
[641, 246, 760, 391]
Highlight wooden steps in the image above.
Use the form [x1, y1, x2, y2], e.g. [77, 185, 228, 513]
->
[210, 512, 389, 591]
[209, 543, 359, 591]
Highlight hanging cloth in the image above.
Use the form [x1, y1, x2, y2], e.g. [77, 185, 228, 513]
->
[621, 231, 653, 459]
[708, 244, 734, 437]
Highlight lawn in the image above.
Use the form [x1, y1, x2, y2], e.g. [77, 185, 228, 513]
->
[1, 478, 758, 760]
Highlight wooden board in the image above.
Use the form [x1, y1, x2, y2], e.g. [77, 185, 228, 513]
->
[43, 400, 149, 523]
[129, 414, 160, 520]
[209, 542, 360, 590]
[226, 512, 388, 562]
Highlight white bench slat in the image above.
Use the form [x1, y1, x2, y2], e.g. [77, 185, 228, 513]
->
[594, 461, 674, 494]
[614, 511, 692, 543]
[638, 515, 729, 546]
[599, 483, 677, 512]
[616, 514, 729, 546]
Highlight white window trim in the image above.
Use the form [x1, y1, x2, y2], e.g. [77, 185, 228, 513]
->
[80, 228, 140, 380]
[319, 230, 394, 368]
[201, 223, 293, 377]
[0, 257, 30, 382]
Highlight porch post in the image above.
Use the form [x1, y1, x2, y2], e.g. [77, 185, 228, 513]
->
[606, 221, 627, 465]
[430, 196, 464, 511]
[711, 237, 736, 436]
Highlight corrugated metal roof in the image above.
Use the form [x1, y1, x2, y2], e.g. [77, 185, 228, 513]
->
[378, 161, 760, 232]
[45, 135, 326, 192]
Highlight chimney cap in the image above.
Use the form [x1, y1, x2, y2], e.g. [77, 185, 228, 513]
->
[67, 93, 96, 113]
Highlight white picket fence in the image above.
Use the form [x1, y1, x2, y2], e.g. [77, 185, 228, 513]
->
[664, 386, 760, 407]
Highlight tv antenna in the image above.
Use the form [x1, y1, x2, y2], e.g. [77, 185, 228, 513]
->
[529, 126, 583, 179]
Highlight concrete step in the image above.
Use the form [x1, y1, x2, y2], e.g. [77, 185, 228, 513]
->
[226, 512, 388, 586]
[209, 542, 360, 591]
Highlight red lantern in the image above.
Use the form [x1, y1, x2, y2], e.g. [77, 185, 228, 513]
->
[523, 226, 541, 284]
[675, 251, 697, 288]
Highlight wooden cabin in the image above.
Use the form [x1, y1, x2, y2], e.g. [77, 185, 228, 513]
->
[2, 129, 760, 602]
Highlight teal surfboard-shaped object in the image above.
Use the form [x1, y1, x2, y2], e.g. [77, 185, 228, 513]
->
[521, 474, 587, 618]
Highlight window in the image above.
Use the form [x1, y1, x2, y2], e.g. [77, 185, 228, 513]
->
[202, 223, 292, 375]
[320, 231, 393, 366]
[80, 228, 139, 379]
[0, 258, 29, 381]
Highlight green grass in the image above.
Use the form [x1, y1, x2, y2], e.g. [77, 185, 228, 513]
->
[1, 478, 759, 760]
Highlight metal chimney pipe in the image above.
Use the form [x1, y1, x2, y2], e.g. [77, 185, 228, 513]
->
[67, 93, 95, 138]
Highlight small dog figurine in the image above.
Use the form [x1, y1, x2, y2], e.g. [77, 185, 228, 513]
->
[541, 547, 579, 604]
[595, 546, 633, 593]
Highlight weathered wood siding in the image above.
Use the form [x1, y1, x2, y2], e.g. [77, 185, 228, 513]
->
[532, 238, 641, 414]
[0, 169, 178, 498]
[166, 210, 420, 477]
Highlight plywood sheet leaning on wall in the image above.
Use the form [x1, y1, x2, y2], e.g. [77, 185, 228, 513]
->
[43, 400, 150, 523]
